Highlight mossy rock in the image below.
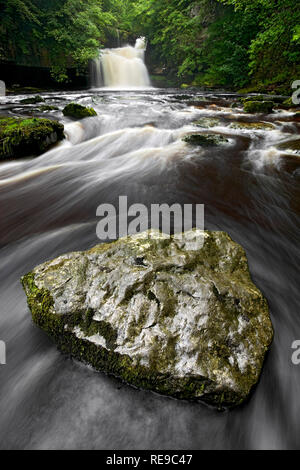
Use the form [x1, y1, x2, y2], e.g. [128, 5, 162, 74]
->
[39, 105, 59, 112]
[183, 133, 229, 146]
[63, 103, 97, 119]
[230, 121, 275, 131]
[21, 229, 273, 408]
[281, 97, 300, 109]
[20, 95, 45, 105]
[241, 95, 284, 105]
[244, 101, 274, 114]
[0, 117, 64, 160]
[193, 118, 220, 128]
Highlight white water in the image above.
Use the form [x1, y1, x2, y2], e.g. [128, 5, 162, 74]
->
[91, 37, 151, 89]
[1, 89, 300, 449]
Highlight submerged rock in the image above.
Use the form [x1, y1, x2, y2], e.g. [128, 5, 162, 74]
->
[0, 117, 65, 160]
[277, 138, 300, 154]
[21, 229, 273, 408]
[183, 133, 229, 146]
[244, 101, 274, 114]
[193, 118, 220, 128]
[230, 121, 275, 130]
[63, 103, 97, 119]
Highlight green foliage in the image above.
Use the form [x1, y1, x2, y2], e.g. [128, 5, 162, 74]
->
[0, 0, 299, 90]
[0, 0, 123, 81]
[219, 0, 300, 92]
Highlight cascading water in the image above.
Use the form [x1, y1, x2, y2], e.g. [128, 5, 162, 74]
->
[91, 37, 151, 89]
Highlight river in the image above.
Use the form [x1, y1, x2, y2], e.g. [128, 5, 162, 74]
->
[0, 87, 299, 449]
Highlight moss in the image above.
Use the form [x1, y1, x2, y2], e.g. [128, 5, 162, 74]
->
[281, 97, 299, 109]
[39, 105, 59, 112]
[0, 117, 64, 160]
[243, 101, 274, 114]
[183, 133, 228, 146]
[241, 95, 283, 104]
[20, 96, 45, 104]
[62, 103, 97, 119]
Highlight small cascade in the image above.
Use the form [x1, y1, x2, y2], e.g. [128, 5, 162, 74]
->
[91, 37, 151, 89]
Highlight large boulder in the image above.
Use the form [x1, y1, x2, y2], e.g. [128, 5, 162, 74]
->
[0, 117, 64, 160]
[21, 229, 273, 408]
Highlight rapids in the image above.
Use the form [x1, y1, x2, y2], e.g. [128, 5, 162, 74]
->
[0, 88, 299, 449]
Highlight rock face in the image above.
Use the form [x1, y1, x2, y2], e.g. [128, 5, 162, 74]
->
[0, 117, 64, 160]
[63, 103, 97, 119]
[21, 229, 273, 408]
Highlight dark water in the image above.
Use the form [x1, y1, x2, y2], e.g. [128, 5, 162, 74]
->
[0, 89, 299, 449]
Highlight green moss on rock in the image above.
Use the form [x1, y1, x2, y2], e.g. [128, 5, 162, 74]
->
[183, 133, 229, 146]
[0, 117, 65, 160]
[62, 103, 97, 119]
[281, 97, 300, 109]
[193, 118, 220, 128]
[39, 105, 59, 112]
[20, 95, 45, 104]
[244, 101, 274, 114]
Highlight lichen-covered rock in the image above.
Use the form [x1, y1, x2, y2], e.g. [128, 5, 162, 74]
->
[0, 117, 65, 160]
[62, 103, 97, 119]
[21, 229, 273, 408]
[183, 133, 228, 146]
[244, 101, 274, 114]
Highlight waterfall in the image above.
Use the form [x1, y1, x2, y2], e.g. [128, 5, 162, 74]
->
[91, 37, 151, 89]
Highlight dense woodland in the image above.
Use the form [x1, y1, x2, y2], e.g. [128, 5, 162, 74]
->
[0, 0, 299, 92]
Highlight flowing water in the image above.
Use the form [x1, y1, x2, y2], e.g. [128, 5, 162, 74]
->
[91, 37, 150, 88]
[0, 87, 299, 449]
